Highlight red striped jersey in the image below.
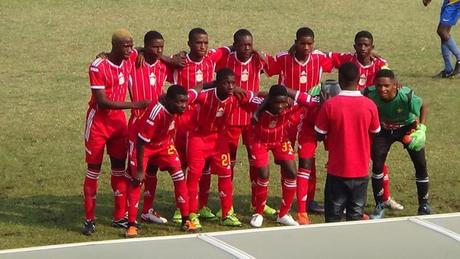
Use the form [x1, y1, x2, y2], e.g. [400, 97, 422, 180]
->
[250, 92, 317, 144]
[329, 52, 388, 90]
[88, 55, 134, 115]
[216, 52, 267, 126]
[266, 51, 333, 92]
[172, 47, 230, 89]
[129, 59, 172, 118]
[133, 90, 198, 148]
[189, 87, 254, 135]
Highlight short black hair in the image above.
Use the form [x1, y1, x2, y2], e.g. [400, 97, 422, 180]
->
[144, 30, 163, 45]
[268, 84, 288, 97]
[166, 84, 187, 99]
[354, 30, 373, 43]
[188, 27, 207, 41]
[296, 27, 314, 40]
[338, 62, 359, 83]
[233, 29, 252, 42]
[216, 68, 234, 82]
[375, 69, 395, 80]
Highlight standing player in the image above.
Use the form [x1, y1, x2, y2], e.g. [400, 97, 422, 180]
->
[328, 30, 403, 211]
[364, 69, 430, 219]
[424, 0, 460, 78]
[249, 85, 319, 228]
[215, 28, 277, 216]
[171, 28, 230, 222]
[82, 29, 149, 236]
[315, 62, 381, 222]
[186, 68, 252, 229]
[266, 27, 334, 214]
[125, 85, 200, 237]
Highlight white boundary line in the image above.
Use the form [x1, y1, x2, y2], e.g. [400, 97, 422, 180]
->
[409, 217, 460, 242]
[197, 234, 255, 259]
[1, 212, 459, 255]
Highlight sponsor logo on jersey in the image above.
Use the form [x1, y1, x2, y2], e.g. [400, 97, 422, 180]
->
[118, 72, 125, 85]
[241, 69, 249, 82]
[299, 71, 307, 84]
[269, 120, 277, 128]
[216, 107, 225, 117]
[149, 72, 156, 86]
[196, 69, 203, 82]
[359, 74, 367, 86]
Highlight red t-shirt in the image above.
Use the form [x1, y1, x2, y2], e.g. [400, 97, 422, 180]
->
[315, 91, 381, 178]
[266, 51, 333, 92]
[216, 52, 267, 126]
[88, 53, 135, 116]
[189, 87, 253, 135]
[172, 47, 230, 89]
[129, 58, 172, 118]
[329, 52, 388, 90]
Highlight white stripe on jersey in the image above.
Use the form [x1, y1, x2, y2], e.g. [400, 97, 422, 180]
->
[85, 108, 96, 141]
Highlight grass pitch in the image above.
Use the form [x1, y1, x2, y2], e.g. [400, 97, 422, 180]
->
[0, 0, 459, 249]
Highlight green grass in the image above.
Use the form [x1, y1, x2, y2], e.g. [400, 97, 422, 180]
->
[1, 0, 459, 250]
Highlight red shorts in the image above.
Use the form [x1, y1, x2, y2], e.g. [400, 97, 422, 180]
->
[84, 108, 128, 164]
[225, 125, 251, 151]
[249, 141, 295, 168]
[187, 132, 231, 177]
[128, 140, 181, 175]
[298, 125, 317, 159]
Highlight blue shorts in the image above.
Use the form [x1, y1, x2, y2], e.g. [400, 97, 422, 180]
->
[440, 0, 460, 26]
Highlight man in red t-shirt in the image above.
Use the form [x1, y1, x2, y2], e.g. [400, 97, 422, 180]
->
[315, 62, 380, 222]
[125, 85, 200, 237]
[328, 31, 403, 211]
[82, 29, 149, 236]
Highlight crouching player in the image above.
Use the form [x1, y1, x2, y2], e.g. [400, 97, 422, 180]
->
[365, 69, 431, 219]
[125, 85, 199, 237]
[249, 84, 319, 228]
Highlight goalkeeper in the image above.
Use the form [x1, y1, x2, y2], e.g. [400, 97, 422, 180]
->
[363, 69, 430, 218]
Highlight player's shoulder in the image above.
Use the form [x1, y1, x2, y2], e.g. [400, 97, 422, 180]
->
[275, 51, 290, 59]
[374, 56, 388, 66]
[311, 50, 328, 57]
[89, 58, 106, 70]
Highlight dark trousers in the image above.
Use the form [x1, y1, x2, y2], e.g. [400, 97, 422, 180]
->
[371, 124, 429, 205]
[324, 174, 368, 222]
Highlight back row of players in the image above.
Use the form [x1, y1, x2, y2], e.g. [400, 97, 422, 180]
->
[82, 27, 430, 237]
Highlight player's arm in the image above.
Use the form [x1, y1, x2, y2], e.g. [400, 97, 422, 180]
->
[314, 104, 329, 141]
[133, 136, 146, 185]
[286, 88, 320, 107]
[92, 89, 149, 110]
[419, 102, 428, 124]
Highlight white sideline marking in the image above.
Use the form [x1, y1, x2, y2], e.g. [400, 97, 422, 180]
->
[409, 217, 460, 242]
[1, 212, 459, 255]
[197, 234, 255, 259]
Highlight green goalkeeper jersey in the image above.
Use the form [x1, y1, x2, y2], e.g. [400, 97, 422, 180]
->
[363, 86, 422, 129]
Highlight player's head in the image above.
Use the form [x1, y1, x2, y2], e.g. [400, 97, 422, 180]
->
[188, 27, 208, 58]
[233, 29, 253, 61]
[111, 28, 134, 60]
[374, 69, 397, 101]
[165, 84, 188, 114]
[354, 30, 374, 59]
[216, 68, 236, 97]
[338, 62, 359, 90]
[267, 84, 289, 115]
[294, 27, 315, 58]
[144, 30, 164, 59]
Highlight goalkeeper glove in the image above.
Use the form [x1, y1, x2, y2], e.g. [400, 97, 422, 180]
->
[408, 124, 426, 151]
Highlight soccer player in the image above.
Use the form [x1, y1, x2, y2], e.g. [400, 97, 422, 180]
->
[186, 68, 251, 229]
[128, 30, 173, 225]
[365, 69, 431, 218]
[266, 27, 334, 214]
[171, 27, 230, 222]
[328, 30, 404, 211]
[82, 29, 150, 236]
[315, 62, 381, 222]
[424, 0, 460, 78]
[249, 85, 320, 228]
[215, 28, 277, 216]
[125, 85, 199, 237]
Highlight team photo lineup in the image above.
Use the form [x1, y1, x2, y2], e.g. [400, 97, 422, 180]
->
[82, 17, 444, 238]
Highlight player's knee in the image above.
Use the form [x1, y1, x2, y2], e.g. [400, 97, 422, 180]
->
[437, 26, 450, 41]
[257, 167, 269, 179]
[299, 158, 314, 170]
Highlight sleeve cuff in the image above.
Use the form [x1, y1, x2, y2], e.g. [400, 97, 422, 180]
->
[314, 125, 327, 134]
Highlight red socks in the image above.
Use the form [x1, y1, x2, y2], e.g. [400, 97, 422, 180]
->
[296, 168, 311, 213]
[141, 173, 157, 214]
[383, 164, 391, 202]
[279, 177, 296, 217]
[255, 177, 269, 215]
[83, 169, 100, 220]
[111, 169, 127, 221]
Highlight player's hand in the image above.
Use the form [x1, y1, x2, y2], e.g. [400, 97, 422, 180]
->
[251, 112, 260, 125]
[233, 87, 247, 100]
[132, 170, 145, 186]
[395, 80, 403, 90]
[370, 50, 382, 59]
[253, 49, 268, 64]
[170, 51, 187, 68]
[288, 44, 296, 56]
[133, 100, 151, 109]
[136, 51, 146, 68]
[408, 124, 426, 151]
[422, 0, 431, 7]
[96, 52, 109, 59]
